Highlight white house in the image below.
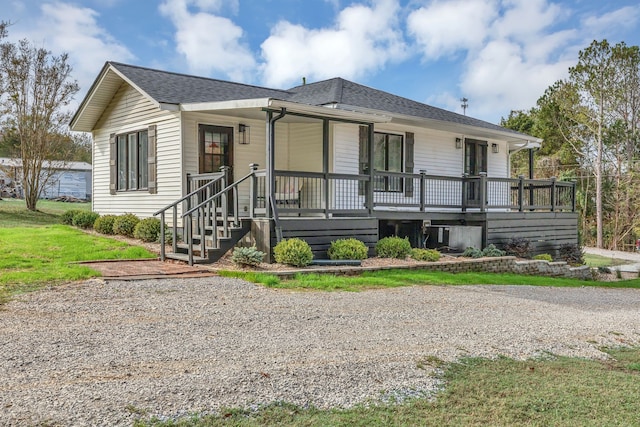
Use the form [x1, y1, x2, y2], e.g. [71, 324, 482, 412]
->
[70, 62, 577, 263]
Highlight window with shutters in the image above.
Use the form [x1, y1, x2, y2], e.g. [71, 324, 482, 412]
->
[116, 129, 148, 191]
[373, 132, 403, 192]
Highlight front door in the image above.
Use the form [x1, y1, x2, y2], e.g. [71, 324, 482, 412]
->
[198, 124, 234, 210]
[464, 138, 487, 205]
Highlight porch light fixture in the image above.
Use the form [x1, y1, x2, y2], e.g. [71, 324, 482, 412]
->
[492, 143, 499, 153]
[455, 137, 463, 149]
[238, 124, 250, 144]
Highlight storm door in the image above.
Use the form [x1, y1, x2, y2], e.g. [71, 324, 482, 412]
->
[464, 138, 487, 205]
[198, 124, 234, 211]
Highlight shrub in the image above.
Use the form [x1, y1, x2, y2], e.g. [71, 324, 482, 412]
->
[504, 237, 531, 258]
[328, 238, 368, 260]
[61, 209, 84, 225]
[481, 244, 506, 257]
[376, 236, 412, 259]
[559, 243, 584, 265]
[113, 213, 140, 237]
[533, 253, 553, 262]
[411, 248, 441, 262]
[72, 211, 100, 229]
[231, 246, 266, 267]
[94, 214, 117, 235]
[134, 217, 162, 242]
[273, 238, 313, 267]
[462, 246, 483, 258]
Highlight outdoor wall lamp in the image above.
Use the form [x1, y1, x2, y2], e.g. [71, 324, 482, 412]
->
[239, 124, 250, 144]
[455, 137, 463, 149]
[492, 143, 499, 153]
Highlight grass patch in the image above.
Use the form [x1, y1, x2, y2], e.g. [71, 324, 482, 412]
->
[0, 224, 155, 289]
[584, 253, 629, 268]
[135, 347, 640, 426]
[220, 269, 640, 291]
[0, 199, 90, 227]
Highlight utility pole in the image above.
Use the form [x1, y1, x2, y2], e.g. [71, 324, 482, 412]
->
[460, 97, 468, 115]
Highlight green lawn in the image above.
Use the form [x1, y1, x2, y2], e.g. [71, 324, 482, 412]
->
[220, 268, 640, 291]
[0, 200, 155, 303]
[584, 253, 630, 268]
[136, 346, 640, 427]
[0, 198, 90, 227]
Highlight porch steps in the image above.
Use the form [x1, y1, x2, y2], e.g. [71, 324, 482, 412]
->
[167, 219, 251, 264]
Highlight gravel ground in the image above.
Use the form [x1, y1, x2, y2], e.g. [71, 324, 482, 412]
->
[1, 278, 640, 426]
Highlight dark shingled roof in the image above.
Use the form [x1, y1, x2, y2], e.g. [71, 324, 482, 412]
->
[110, 62, 525, 137]
[287, 78, 521, 136]
[111, 62, 290, 104]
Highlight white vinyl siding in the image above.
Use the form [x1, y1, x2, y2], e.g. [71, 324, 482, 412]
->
[92, 84, 182, 220]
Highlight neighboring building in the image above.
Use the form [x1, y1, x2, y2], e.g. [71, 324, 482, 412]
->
[0, 158, 92, 200]
[70, 62, 577, 263]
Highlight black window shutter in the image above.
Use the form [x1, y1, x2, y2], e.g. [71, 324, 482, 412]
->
[405, 132, 414, 197]
[109, 133, 116, 195]
[148, 125, 157, 194]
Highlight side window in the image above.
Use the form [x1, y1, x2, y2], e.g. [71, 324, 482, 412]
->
[115, 129, 149, 191]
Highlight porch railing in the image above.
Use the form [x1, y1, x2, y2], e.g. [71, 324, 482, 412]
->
[253, 170, 575, 216]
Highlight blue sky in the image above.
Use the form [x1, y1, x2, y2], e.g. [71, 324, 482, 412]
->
[2, 0, 640, 124]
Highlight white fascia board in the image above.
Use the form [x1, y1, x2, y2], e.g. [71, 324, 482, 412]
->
[179, 98, 272, 112]
[269, 100, 392, 123]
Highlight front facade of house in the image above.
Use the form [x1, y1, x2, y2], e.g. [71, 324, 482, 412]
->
[71, 62, 577, 263]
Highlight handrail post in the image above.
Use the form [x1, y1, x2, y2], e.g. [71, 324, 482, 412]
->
[461, 173, 468, 212]
[249, 163, 258, 219]
[187, 217, 193, 266]
[479, 172, 487, 212]
[160, 212, 166, 260]
[419, 170, 426, 212]
[220, 166, 230, 237]
[550, 176, 556, 212]
[324, 171, 329, 218]
[571, 180, 577, 212]
[172, 205, 178, 253]
[518, 175, 524, 212]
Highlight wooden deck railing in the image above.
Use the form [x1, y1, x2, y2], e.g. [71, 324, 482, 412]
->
[253, 170, 576, 217]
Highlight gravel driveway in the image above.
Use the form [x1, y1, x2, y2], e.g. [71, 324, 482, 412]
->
[1, 277, 640, 426]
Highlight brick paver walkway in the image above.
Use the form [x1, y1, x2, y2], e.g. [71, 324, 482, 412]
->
[82, 259, 217, 280]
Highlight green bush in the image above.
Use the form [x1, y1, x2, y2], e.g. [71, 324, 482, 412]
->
[533, 253, 553, 262]
[134, 217, 162, 242]
[411, 248, 441, 262]
[94, 214, 117, 235]
[72, 211, 100, 229]
[376, 236, 412, 259]
[462, 246, 483, 258]
[112, 213, 140, 237]
[61, 209, 84, 225]
[481, 244, 506, 257]
[231, 246, 266, 267]
[273, 238, 313, 267]
[328, 238, 368, 260]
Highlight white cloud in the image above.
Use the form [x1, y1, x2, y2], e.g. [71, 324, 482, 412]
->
[14, 2, 135, 103]
[582, 5, 640, 35]
[407, 0, 582, 122]
[260, 0, 407, 88]
[159, 0, 254, 81]
[407, 0, 498, 60]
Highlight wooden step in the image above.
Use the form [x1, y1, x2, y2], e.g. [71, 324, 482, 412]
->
[165, 252, 208, 264]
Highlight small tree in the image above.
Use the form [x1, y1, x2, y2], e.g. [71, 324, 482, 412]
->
[0, 28, 79, 210]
